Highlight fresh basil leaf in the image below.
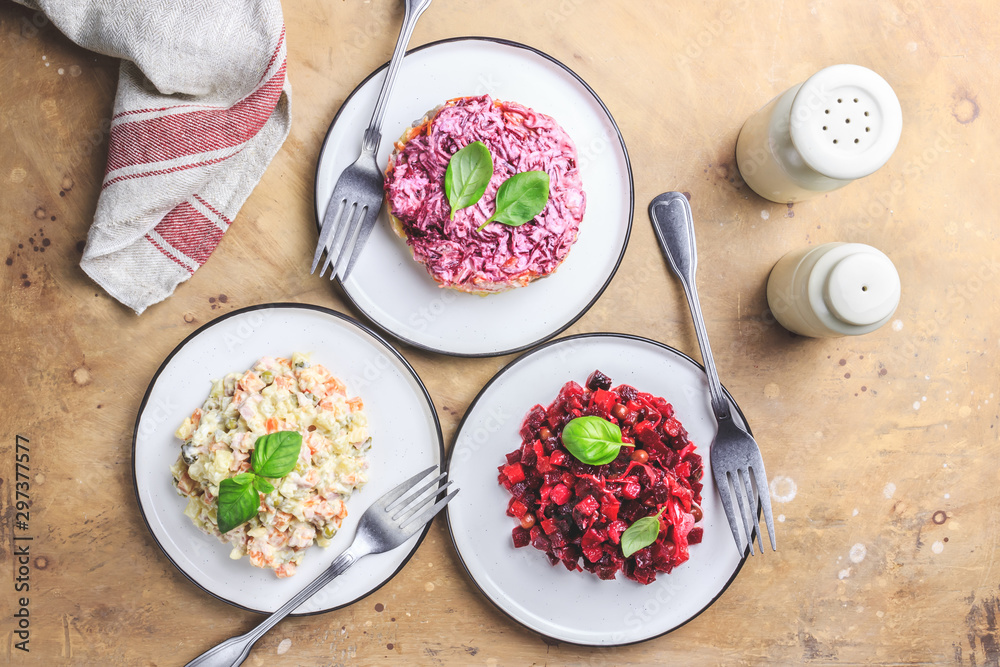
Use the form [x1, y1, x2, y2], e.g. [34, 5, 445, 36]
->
[217, 476, 260, 534]
[478, 171, 549, 231]
[253, 476, 274, 494]
[445, 141, 493, 220]
[251, 431, 302, 478]
[621, 508, 665, 558]
[561, 415, 632, 465]
[231, 472, 255, 486]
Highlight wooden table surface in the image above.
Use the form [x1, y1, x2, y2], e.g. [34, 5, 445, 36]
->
[2, 0, 998, 664]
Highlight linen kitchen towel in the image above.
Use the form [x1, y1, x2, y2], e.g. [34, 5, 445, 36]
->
[18, 0, 291, 313]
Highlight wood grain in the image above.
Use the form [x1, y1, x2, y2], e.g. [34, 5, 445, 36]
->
[1, 0, 998, 664]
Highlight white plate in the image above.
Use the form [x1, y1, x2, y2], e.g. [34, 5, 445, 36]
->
[446, 334, 748, 646]
[133, 304, 443, 614]
[315, 37, 633, 357]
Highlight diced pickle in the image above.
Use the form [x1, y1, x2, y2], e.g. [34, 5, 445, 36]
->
[261, 370, 274, 385]
[181, 441, 198, 465]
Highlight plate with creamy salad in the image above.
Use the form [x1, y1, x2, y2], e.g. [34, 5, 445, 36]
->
[133, 304, 443, 614]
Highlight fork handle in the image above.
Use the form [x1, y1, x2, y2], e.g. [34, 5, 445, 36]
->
[649, 192, 731, 422]
[184, 546, 364, 667]
[362, 0, 434, 153]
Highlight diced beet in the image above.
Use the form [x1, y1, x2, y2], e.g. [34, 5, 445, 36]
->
[505, 450, 521, 464]
[663, 417, 682, 438]
[591, 388, 616, 415]
[503, 463, 525, 484]
[549, 450, 566, 467]
[607, 520, 627, 544]
[600, 496, 620, 521]
[622, 480, 641, 499]
[617, 384, 639, 402]
[543, 472, 562, 486]
[536, 455, 553, 473]
[510, 481, 528, 499]
[574, 495, 599, 516]
[512, 526, 530, 548]
[586, 370, 612, 391]
[541, 518, 558, 535]
[688, 527, 704, 544]
[520, 441, 537, 466]
[550, 531, 567, 548]
[539, 483, 553, 503]
[582, 527, 606, 549]
[508, 499, 528, 518]
[530, 529, 551, 552]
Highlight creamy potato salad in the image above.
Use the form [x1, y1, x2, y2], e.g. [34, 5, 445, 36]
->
[170, 353, 369, 577]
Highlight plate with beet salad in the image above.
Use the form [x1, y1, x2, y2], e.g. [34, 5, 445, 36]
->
[446, 334, 750, 646]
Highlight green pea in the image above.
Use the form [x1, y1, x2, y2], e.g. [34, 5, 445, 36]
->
[261, 371, 274, 385]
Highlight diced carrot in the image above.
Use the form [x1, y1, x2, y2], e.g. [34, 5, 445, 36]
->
[265, 417, 278, 434]
[274, 563, 296, 578]
[324, 377, 347, 397]
[347, 396, 364, 412]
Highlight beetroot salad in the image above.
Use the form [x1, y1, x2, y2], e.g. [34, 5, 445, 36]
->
[384, 95, 586, 293]
[498, 371, 704, 585]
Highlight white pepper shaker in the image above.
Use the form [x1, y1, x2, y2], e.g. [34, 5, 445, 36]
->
[766, 242, 901, 337]
[736, 64, 903, 203]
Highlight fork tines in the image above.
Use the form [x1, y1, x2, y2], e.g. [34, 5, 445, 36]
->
[716, 462, 776, 556]
[311, 198, 372, 281]
[381, 466, 459, 533]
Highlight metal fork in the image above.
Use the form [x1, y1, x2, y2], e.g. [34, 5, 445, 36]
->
[649, 192, 776, 557]
[310, 0, 433, 283]
[184, 465, 458, 667]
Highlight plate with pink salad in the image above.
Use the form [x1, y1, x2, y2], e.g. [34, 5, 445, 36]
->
[315, 37, 632, 357]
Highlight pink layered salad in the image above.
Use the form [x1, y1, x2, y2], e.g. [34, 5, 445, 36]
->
[384, 95, 587, 292]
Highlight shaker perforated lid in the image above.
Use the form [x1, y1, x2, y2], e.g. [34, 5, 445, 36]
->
[789, 64, 902, 181]
[822, 247, 901, 327]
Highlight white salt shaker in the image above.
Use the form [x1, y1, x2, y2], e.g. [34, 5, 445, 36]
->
[736, 64, 903, 203]
[766, 243, 901, 338]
